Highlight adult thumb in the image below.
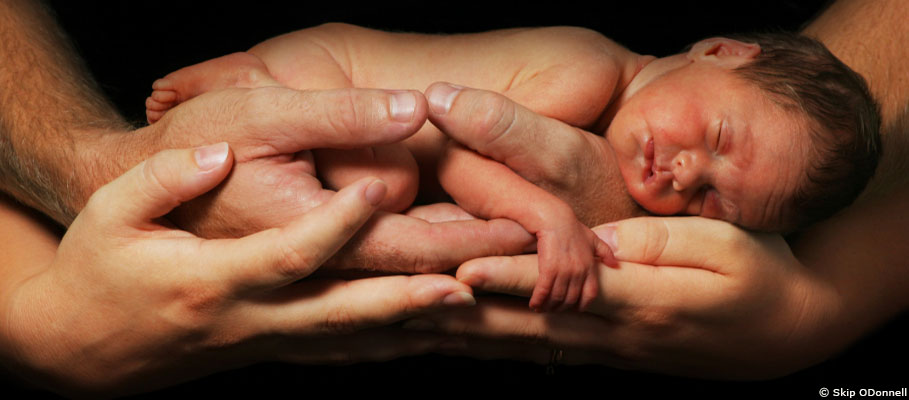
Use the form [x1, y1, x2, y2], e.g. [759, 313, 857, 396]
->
[83, 142, 233, 229]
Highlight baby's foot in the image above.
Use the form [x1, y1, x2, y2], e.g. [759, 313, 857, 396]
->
[146, 52, 282, 124]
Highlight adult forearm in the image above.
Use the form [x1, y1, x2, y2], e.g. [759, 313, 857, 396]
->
[795, 0, 909, 345]
[803, 0, 909, 196]
[0, 0, 129, 225]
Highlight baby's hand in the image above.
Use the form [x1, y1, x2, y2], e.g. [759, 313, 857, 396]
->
[530, 221, 615, 312]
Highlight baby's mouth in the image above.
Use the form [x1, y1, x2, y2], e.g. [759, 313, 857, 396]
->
[643, 137, 655, 182]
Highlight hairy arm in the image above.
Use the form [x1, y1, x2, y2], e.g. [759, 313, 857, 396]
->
[0, 0, 130, 225]
[796, 0, 909, 334]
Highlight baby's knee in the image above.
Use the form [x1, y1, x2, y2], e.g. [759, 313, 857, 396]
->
[315, 145, 419, 213]
[371, 145, 419, 212]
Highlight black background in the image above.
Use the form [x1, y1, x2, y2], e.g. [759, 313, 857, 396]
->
[9, 0, 906, 397]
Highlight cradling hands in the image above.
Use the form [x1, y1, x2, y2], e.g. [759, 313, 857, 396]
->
[124, 86, 533, 273]
[409, 217, 848, 379]
[425, 82, 647, 226]
[0, 144, 475, 396]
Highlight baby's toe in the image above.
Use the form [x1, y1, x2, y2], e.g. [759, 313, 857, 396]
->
[150, 89, 178, 104]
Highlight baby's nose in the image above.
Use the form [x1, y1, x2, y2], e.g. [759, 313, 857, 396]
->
[671, 152, 704, 191]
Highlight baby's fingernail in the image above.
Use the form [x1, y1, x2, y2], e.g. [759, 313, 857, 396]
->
[364, 179, 387, 206]
[194, 142, 229, 171]
[402, 318, 436, 331]
[596, 224, 618, 252]
[389, 91, 417, 122]
[442, 291, 476, 307]
[428, 83, 463, 115]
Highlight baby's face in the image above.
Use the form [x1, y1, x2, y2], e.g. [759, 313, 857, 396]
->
[606, 61, 810, 230]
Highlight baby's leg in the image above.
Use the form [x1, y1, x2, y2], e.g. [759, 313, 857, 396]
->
[146, 52, 282, 124]
[314, 145, 419, 213]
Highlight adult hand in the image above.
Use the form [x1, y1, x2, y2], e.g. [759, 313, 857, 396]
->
[425, 82, 647, 226]
[0, 144, 476, 396]
[410, 217, 857, 379]
[123, 87, 533, 272]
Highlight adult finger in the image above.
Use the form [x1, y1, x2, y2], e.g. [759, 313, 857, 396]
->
[205, 87, 428, 159]
[457, 254, 540, 298]
[457, 250, 728, 316]
[83, 143, 233, 230]
[593, 216, 761, 274]
[240, 274, 476, 337]
[425, 82, 593, 184]
[325, 212, 536, 273]
[221, 176, 386, 292]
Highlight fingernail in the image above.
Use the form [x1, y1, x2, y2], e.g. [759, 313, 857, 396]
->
[364, 179, 387, 206]
[428, 83, 463, 115]
[389, 91, 417, 122]
[442, 291, 476, 307]
[596, 224, 618, 252]
[194, 142, 229, 171]
[402, 318, 436, 331]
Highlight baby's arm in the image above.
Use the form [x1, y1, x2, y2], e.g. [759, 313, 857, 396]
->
[439, 142, 612, 312]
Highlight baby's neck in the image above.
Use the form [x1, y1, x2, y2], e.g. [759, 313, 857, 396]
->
[594, 53, 691, 134]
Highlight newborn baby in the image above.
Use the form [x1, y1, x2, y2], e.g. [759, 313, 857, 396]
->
[146, 24, 879, 311]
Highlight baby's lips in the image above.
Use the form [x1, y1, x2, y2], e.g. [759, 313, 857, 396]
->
[641, 137, 655, 182]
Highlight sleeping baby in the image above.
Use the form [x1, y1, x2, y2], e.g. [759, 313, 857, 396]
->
[146, 24, 880, 312]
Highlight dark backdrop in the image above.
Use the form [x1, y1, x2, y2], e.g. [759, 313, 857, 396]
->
[11, 0, 905, 397]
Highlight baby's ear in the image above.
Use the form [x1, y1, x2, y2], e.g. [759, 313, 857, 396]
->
[687, 38, 761, 68]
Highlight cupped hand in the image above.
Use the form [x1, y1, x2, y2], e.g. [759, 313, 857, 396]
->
[411, 217, 850, 379]
[425, 82, 647, 226]
[125, 86, 533, 272]
[0, 144, 475, 396]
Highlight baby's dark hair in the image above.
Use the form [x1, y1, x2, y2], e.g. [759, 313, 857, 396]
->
[725, 32, 881, 231]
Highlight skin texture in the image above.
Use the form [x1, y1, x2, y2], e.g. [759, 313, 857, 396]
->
[0, 145, 481, 396]
[0, 4, 534, 276]
[0, 1, 524, 395]
[146, 23, 646, 224]
[144, 24, 645, 310]
[406, 0, 909, 379]
[2, 0, 904, 392]
[605, 39, 811, 230]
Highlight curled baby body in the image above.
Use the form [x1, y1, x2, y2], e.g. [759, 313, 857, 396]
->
[145, 23, 639, 311]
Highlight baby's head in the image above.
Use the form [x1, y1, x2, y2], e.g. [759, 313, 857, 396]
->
[606, 32, 880, 232]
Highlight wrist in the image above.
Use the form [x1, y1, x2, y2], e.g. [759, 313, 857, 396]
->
[43, 126, 137, 226]
[66, 127, 144, 218]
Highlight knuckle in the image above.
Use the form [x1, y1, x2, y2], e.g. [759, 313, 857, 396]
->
[237, 88, 273, 118]
[141, 152, 177, 194]
[326, 88, 365, 138]
[318, 303, 358, 335]
[471, 93, 517, 148]
[164, 278, 227, 333]
[273, 240, 319, 279]
[81, 184, 117, 224]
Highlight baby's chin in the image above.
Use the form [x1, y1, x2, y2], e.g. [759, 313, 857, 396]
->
[627, 187, 682, 216]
